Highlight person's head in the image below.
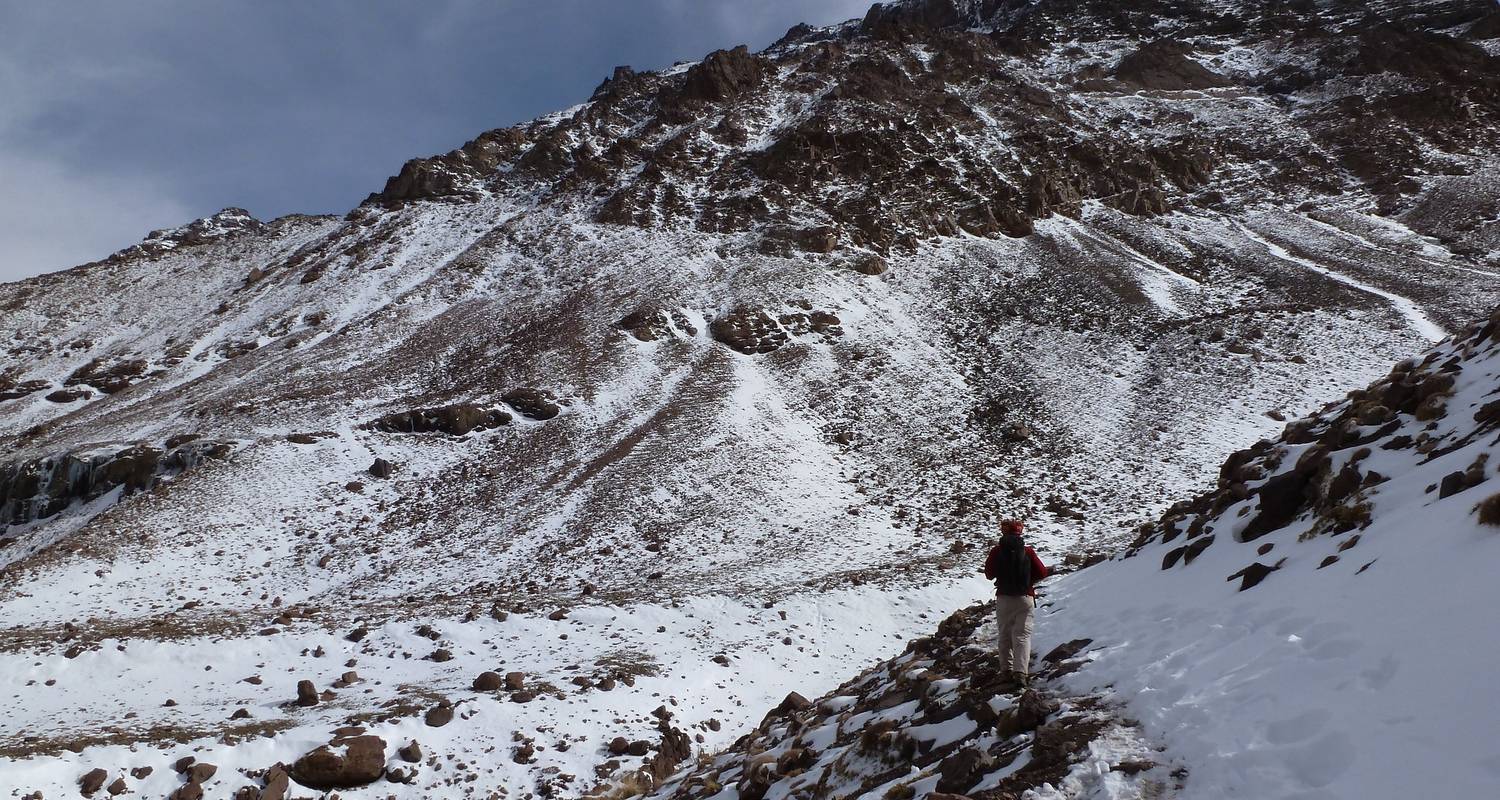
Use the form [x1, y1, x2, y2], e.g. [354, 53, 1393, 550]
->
[1000, 519, 1024, 537]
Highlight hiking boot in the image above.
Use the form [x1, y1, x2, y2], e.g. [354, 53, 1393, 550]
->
[1009, 670, 1031, 688]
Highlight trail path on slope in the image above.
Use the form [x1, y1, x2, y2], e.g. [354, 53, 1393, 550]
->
[1235, 222, 1448, 341]
[1298, 213, 1500, 279]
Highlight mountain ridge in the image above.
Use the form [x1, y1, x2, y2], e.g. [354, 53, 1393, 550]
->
[2, 0, 1499, 797]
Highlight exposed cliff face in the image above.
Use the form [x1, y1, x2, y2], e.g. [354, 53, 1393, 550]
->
[0, 439, 232, 532]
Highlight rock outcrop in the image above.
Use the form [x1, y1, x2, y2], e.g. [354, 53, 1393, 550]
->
[367, 403, 512, 436]
[289, 732, 386, 789]
[0, 439, 232, 529]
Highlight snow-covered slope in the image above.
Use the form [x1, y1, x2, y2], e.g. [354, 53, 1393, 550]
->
[1032, 305, 1500, 798]
[2, 0, 1500, 796]
[648, 305, 1500, 800]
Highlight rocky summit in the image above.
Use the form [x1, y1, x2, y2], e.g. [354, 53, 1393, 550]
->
[2, 0, 1499, 798]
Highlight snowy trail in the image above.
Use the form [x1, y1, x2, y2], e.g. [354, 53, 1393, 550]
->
[1235, 222, 1448, 342]
[1298, 213, 1500, 279]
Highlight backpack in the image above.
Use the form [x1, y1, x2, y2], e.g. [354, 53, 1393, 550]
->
[992, 534, 1032, 596]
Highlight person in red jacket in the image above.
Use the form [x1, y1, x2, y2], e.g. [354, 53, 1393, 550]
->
[983, 518, 1050, 686]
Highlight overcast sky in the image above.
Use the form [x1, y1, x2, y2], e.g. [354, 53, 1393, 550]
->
[0, 0, 874, 283]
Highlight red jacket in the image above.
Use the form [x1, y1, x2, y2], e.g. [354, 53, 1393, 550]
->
[983, 538, 1049, 597]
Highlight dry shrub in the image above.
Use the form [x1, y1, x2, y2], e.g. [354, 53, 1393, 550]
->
[592, 769, 654, 800]
[1478, 493, 1500, 526]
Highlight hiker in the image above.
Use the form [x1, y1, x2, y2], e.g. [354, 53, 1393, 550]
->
[983, 519, 1050, 686]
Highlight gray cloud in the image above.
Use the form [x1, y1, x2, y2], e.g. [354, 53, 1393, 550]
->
[0, 0, 875, 283]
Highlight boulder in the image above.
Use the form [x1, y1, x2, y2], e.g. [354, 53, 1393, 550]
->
[936, 746, 995, 793]
[398, 740, 423, 762]
[289, 734, 387, 789]
[711, 308, 788, 354]
[848, 254, 889, 275]
[995, 689, 1054, 738]
[367, 403, 511, 436]
[618, 308, 698, 341]
[260, 764, 290, 800]
[776, 691, 813, 714]
[649, 727, 693, 782]
[473, 671, 504, 691]
[296, 680, 319, 707]
[80, 767, 109, 795]
[502, 388, 562, 420]
[424, 703, 454, 727]
[1228, 561, 1281, 591]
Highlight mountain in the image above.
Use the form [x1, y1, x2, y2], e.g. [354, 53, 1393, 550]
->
[2, 0, 1499, 797]
[649, 306, 1500, 799]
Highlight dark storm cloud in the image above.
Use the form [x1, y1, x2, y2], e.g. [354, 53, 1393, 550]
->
[0, 0, 875, 282]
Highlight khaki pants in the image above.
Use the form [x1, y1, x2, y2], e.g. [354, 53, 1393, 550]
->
[995, 594, 1035, 675]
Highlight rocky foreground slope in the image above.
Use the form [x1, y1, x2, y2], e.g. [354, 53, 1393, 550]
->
[2, 0, 1500, 796]
[646, 306, 1500, 799]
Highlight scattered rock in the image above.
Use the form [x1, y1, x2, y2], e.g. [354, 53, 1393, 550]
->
[169, 782, 203, 800]
[424, 703, 455, 727]
[296, 680, 319, 707]
[398, 740, 423, 762]
[1227, 561, 1280, 591]
[473, 671, 504, 691]
[936, 745, 996, 793]
[80, 768, 109, 795]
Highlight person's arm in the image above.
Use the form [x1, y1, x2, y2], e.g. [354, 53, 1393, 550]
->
[982, 546, 998, 579]
[1027, 547, 1050, 582]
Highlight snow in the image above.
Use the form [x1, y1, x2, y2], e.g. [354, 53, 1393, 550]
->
[0, 578, 989, 798]
[3, 1, 1500, 796]
[1235, 222, 1448, 342]
[1033, 321, 1500, 798]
